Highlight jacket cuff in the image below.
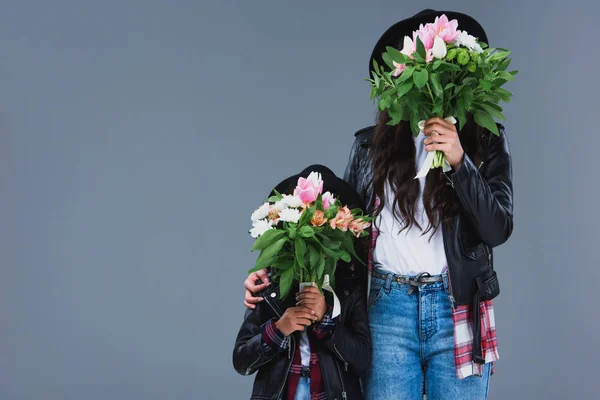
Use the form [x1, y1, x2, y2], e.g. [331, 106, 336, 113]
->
[260, 319, 289, 352]
[312, 304, 337, 340]
[446, 153, 477, 187]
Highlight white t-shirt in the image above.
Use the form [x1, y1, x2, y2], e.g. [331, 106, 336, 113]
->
[372, 130, 448, 276]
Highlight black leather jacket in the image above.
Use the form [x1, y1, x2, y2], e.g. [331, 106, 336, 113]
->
[233, 261, 372, 400]
[343, 124, 513, 363]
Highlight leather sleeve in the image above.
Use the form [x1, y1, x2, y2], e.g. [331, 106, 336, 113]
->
[232, 304, 280, 376]
[448, 126, 514, 247]
[343, 136, 361, 190]
[322, 283, 372, 375]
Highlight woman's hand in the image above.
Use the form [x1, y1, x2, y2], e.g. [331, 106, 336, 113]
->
[422, 117, 465, 170]
[243, 269, 271, 309]
[275, 307, 317, 336]
[295, 286, 327, 322]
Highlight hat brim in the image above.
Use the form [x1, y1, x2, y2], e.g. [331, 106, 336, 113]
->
[270, 167, 364, 210]
[369, 10, 488, 76]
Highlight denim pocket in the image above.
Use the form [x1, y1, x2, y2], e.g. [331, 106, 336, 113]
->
[367, 283, 385, 309]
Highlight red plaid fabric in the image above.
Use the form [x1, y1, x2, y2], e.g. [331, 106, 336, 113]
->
[261, 306, 336, 399]
[368, 196, 499, 379]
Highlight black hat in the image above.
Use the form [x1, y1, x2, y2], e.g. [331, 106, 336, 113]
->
[270, 164, 364, 210]
[369, 9, 488, 76]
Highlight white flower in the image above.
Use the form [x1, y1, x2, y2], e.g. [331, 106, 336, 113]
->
[432, 36, 447, 59]
[453, 31, 483, 53]
[283, 194, 304, 208]
[275, 194, 303, 210]
[251, 202, 270, 222]
[279, 208, 302, 223]
[249, 219, 273, 238]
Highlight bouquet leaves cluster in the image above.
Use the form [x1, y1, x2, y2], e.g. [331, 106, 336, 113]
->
[366, 15, 517, 170]
[248, 172, 371, 299]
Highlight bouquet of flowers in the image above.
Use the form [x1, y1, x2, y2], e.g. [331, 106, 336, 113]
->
[366, 14, 517, 174]
[248, 171, 371, 299]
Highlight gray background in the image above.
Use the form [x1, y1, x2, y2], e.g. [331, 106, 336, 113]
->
[0, 0, 597, 399]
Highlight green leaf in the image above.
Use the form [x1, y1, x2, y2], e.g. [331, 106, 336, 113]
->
[295, 237, 307, 268]
[474, 110, 500, 136]
[479, 79, 493, 91]
[396, 80, 414, 98]
[396, 65, 415, 83]
[369, 86, 377, 100]
[340, 251, 351, 263]
[415, 35, 426, 58]
[255, 237, 288, 270]
[433, 61, 462, 72]
[309, 244, 319, 269]
[412, 51, 426, 63]
[429, 73, 443, 98]
[497, 71, 515, 81]
[288, 225, 297, 239]
[272, 258, 294, 270]
[316, 253, 325, 279]
[372, 58, 380, 75]
[341, 234, 359, 259]
[478, 103, 505, 121]
[385, 46, 412, 65]
[462, 86, 474, 109]
[300, 225, 315, 238]
[388, 99, 403, 123]
[495, 87, 513, 102]
[382, 52, 395, 69]
[298, 205, 315, 226]
[279, 267, 294, 299]
[490, 50, 511, 61]
[251, 229, 286, 251]
[445, 83, 456, 90]
[413, 69, 429, 89]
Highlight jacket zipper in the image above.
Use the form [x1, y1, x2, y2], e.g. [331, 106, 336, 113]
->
[319, 349, 346, 400]
[442, 221, 457, 309]
[261, 291, 296, 400]
[275, 336, 295, 400]
[334, 344, 349, 372]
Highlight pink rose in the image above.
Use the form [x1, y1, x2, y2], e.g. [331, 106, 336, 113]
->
[430, 14, 460, 43]
[294, 172, 323, 204]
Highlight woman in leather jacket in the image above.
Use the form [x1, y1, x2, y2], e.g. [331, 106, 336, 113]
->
[243, 9, 513, 400]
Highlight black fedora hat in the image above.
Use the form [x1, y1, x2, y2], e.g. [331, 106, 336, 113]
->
[270, 164, 364, 210]
[369, 9, 488, 76]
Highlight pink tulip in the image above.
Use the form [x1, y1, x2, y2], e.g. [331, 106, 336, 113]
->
[294, 172, 323, 204]
[322, 191, 336, 210]
[430, 14, 460, 43]
[413, 23, 436, 50]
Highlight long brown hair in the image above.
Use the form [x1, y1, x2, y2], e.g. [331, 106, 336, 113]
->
[370, 111, 485, 236]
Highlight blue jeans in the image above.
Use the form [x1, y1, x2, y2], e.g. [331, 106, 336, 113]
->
[363, 270, 491, 400]
[294, 376, 310, 400]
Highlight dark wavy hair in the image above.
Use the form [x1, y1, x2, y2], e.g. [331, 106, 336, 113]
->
[370, 111, 485, 237]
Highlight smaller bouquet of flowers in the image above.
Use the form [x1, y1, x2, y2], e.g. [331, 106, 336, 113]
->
[248, 171, 371, 299]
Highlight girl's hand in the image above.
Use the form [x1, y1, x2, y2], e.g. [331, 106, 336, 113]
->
[295, 286, 327, 322]
[422, 117, 465, 170]
[275, 307, 317, 336]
